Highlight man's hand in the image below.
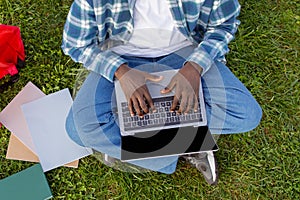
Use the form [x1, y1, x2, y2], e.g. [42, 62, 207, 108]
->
[115, 64, 163, 117]
[160, 62, 203, 114]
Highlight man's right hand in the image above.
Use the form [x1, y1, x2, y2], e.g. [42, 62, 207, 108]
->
[115, 64, 163, 117]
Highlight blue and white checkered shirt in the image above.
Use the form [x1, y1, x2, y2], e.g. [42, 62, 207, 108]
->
[62, 0, 241, 82]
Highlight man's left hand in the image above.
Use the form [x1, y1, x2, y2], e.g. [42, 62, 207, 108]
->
[160, 62, 203, 114]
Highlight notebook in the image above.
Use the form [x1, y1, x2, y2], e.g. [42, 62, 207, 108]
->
[115, 69, 207, 136]
[115, 70, 218, 161]
[0, 164, 52, 200]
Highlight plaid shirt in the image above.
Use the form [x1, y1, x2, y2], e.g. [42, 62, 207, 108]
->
[62, 0, 240, 82]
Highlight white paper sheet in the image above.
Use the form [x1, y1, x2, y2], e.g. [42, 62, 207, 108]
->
[21, 88, 92, 172]
[0, 82, 45, 153]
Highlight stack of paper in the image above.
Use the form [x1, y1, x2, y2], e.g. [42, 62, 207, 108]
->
[0, 82, 92, 171]
[0, 82, 94, 198]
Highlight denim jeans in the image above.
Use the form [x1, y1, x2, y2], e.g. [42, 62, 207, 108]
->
[65, 47, 262, 174]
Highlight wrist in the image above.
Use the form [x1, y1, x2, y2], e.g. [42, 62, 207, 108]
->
[115, 64, 130, 80]
[184, 61, 203, 74]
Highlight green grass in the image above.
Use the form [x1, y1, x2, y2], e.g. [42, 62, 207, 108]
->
[0, 0, 299, 199]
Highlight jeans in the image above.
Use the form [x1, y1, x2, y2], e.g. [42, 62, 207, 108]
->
[65, 47, 262, 174]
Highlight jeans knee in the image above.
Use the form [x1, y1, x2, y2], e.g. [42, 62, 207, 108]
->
[68, 104, 121, 148]
[65, 109, 85, 147]
[241, 100, 262, 132]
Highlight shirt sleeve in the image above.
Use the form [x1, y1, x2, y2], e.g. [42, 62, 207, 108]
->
[61, 0, 126, 82]
[187, 0, 241, 75]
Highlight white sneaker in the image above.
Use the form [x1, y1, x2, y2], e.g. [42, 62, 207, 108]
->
[182, 151, 218, 185]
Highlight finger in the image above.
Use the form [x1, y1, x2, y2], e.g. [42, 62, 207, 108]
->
[132, 97, 142, 117]
[135, 86, 150, 114]
[180, 95, 188, 114]
[171, 94, 180, 112]
[148, 99, 157, 113]
[145, 73, 163, 82]
[128, 99, 135, 117]
[161, 77, 176, 94]
[193, 94, 199, 112]
[143, 87, 156, 112]
[137, 94, 149, 114]
[185, 95, 194, 114]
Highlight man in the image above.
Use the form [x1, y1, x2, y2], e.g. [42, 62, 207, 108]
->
[62, 0, 262, 185]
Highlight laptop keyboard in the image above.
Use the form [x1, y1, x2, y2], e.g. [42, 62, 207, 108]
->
[121, 96, 203, 131]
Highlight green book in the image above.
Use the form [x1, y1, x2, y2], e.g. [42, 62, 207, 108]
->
[0, 164, 52, 200]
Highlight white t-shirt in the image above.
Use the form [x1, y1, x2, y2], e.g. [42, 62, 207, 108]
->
[111, 0, 193, 57]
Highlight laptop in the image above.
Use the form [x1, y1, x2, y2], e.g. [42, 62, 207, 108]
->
[120, 126, 218, 161]
[114, 69, 218, 161]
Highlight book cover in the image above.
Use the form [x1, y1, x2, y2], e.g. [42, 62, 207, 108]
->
[0, 164, 53, 200]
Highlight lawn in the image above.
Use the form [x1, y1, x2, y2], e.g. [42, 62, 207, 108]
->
[0, 0, 299, 199]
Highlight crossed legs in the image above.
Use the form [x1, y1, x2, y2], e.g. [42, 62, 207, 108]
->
[65, 53, 262, 173]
